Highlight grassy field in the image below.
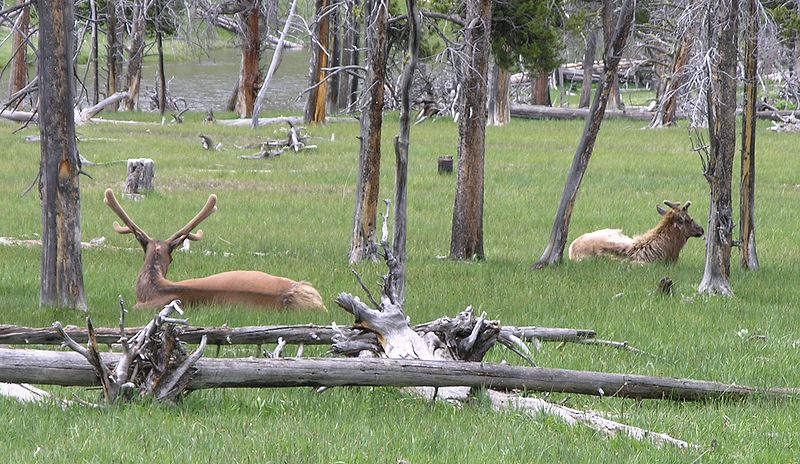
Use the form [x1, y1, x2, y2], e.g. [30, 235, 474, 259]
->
[1, 110, 799, 463]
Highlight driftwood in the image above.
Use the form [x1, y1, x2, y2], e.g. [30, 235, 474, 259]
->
[0, 323, 595, 346]
[240, 123, 315, 159]
[75, 91, 130, 124]
[511, 104, 654, 121]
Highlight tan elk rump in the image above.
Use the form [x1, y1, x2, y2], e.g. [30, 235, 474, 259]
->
[104, 188, 326, 311]
[568, 201, 704, 263]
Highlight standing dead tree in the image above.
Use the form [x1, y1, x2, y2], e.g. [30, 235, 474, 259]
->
[534, 0, 636, 269]
[348, 0, 389, 264]
[697, 0, 738, 296]
[740, 0, 759, 271]
[304, 0, 331, 124]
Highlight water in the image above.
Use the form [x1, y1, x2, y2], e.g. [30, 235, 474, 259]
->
[140, 46, 311, 113]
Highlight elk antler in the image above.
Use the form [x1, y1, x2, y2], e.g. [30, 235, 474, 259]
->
[683, 201, 692, 211]
[663, 200, 681, 210]
[166, 194, 218, 249]
[104, 188, 152, 246]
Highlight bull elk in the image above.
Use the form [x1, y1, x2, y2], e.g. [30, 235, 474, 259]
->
[104, 188, 326, 310]
[568, 201, 704, 263]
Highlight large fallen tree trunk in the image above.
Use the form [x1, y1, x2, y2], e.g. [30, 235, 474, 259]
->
[2, 347, 797, 401]
[511, 104, 654, 121]
[0, 323, 595, 346]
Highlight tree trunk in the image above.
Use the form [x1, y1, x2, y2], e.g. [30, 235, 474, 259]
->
[348, 0, 388, 264]
[530, 70, 551, 106]
[7, 1, 30, 101]
[602, 0, 623, 110]
[122, 0, 147, 111]
[699, 0, 738, 296]
[650, 14, 700, 128]
[304, 0, 330, 124]
[156, 28, 167, 117]
[534, 0, 635, 269]
[36, 0, 87, 310]
[391, 0, 421, 305]
[579, 29, 597, 109]
[487, 59, 511, 126]
[450, 0, 492, 260]
[740, 0, 759, 271]
[235, 2, 262, 118]
[337, 0, 359, 112]
[106, 0, 123, 112]
[327, 5, 341, 112]
[89, 0, 99, 105]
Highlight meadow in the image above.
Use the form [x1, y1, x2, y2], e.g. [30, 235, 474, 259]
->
[1, 110, 799, 463]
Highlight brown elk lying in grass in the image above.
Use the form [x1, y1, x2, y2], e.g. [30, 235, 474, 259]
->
[568, 201, 704, 263]
[104, 189, 326, 311]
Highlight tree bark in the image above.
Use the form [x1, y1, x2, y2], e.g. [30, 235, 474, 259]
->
[36, 0, 87, 310]
[740, 0, 759, 271]
[106, 0, 123, 112]
[89, 0, 100, 105]
[487, 59, 511, 126]
[602, 0, 623, 110]
[156, 26, 167, 117]
[3, 347, 798, 402]
[534, 0, 635, 269]
[8, 1, 30, 101]
[530, 70, 551, 106]
[650, 14, 700, 128]
[122, 0, 147, 111]
[348, 0, 388, 264]
[391, 0, 420, 305]
[304, 0, 330, 124]
[327, 5, 341, 112]
[235, 1, 262, 118]
[579, 29, 597, 109]
[699, 0, 738, 296]
[450, 0, 493, 260]
[337, 0, 360, 111]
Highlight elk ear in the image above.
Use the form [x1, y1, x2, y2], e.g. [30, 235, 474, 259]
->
[657, 205, 668, 216]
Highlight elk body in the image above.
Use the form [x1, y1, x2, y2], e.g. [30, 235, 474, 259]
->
[104, 189, 326, 310]
[568, 201, 704, 263]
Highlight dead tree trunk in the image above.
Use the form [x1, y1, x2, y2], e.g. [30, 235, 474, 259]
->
[106, 0, 123, 112]
[337, 0, 361, 112]
[650, 11, 700, 128]
[89, 0, 100, 105]
[488, 59, 511, 126]
[698, 0, 738, 296]
[579, 28, 597, 109]
[534, 0, 635, 269]
[156, 19, 167, 117]
[450, 0, 492, 260]
[235, 1, 262, 118]
[530, 70, 551, 106]
[36, 0, 87, 311]
[602, 0, 623, 110]
[122, 0, 147, 111]
[8, 1, 30, 102]
[304, 0, 330, 124]
[348, 0, 388, 264]
[740, 0, 759, 271]
[391, 0, 420, 305]
[327, 5, 341, 112]
[124, 158, 156, 194]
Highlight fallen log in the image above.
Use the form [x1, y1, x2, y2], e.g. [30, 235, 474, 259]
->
[0, 323, 595, 346]
[511, 104, 654, 121]
[2, 347, 797, 402]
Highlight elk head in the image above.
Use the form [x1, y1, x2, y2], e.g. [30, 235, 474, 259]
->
[657, 200, 704, 238]
[104, 188, 217, 281]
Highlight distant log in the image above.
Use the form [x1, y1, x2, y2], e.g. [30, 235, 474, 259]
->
[1, 347, 798, 402]
[511, 104, 653, 121]
[0, 323, 595, 346]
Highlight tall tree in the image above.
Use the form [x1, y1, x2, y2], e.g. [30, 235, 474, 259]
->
[7, 0, 30, 101]
[740, 0, 759, 271]
[106, 0, 123, 112]
[602, 0, 623, 110]
[579, 28, 597, 109]
[698, 0, 739, 295]
[337, 0, 361, 112]
[304, 0, 330, 124]
[487, 58, 511, 126]
[450, 0, 492, 260]
[235, 0, 262, 117]
[36, 0, 87, 310]
[349, 0, 389, 264]
[534, 0, 635, 269]
[122, 0, 150, 111]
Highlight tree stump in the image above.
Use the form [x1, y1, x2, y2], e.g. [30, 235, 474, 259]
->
[124, 158, 155, 195]
[438, 155, 453, 175]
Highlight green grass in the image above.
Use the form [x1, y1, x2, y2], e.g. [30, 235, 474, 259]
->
[2, 112, 800, 463]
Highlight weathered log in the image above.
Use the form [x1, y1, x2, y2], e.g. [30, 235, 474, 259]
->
[512, 104, 654, 121]
[2, 347, 798, 402]
[0, 323, 595, 346]
[75, 91, 130, 124]
[124, 158, 155, 195]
